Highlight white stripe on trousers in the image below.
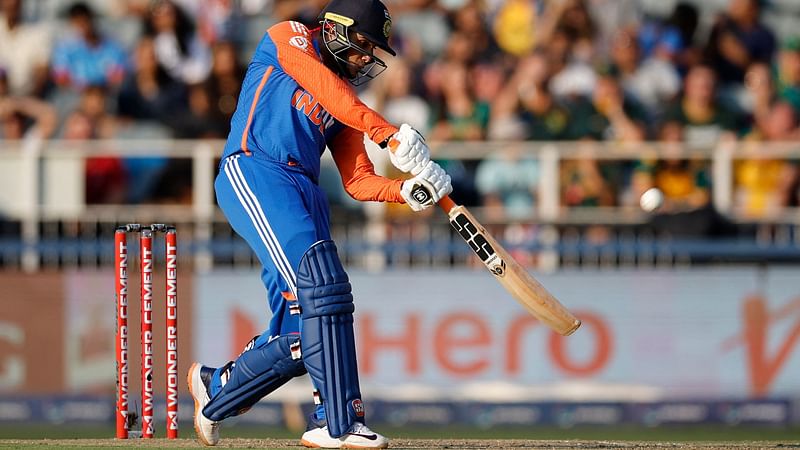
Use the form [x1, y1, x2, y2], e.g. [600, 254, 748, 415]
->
[223, 155, 298, 295]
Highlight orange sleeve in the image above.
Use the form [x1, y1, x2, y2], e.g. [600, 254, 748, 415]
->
[268, 22, 398, 145]
[330, 127, 404, 203]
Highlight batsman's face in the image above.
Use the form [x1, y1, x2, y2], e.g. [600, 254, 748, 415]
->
[344, 33, 377, 77]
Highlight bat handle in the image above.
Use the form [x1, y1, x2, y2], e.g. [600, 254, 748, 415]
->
[438, 195, 456, 214]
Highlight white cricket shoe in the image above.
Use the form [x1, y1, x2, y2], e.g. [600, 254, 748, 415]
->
[188, 362, 220, 446]
[301, 421, 389, 449]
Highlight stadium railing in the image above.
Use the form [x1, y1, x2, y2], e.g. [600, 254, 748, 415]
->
[0, 139, 798, 272]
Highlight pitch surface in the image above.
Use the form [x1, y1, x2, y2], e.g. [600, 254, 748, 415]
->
[1, 439, 798, 449]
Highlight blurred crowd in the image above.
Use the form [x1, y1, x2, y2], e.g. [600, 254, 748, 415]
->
[1, 0, 800, 228]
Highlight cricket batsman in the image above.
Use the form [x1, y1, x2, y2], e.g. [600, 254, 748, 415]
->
[187, 0, 452, 448]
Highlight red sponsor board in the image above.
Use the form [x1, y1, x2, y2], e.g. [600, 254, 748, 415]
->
[0, 272, 65, 393]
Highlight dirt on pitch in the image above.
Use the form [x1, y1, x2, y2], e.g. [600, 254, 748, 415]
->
[1, 439, 798, 449]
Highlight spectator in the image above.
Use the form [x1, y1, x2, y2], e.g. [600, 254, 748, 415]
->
[567, 73, 647, 142]
[114, 36, 184, 204]
[633, 123, 711, 214]
[449, 1, 499, 63]
[518, 81, 572, 141]
[0, 69, 58, 140]
[61, 85, 125, 204]
[738, 62, 774, 127]
[560, 140, 616, 207]
[491, 50, 571, 141]
[585, 0, 641, 51]
[537, 0, 596, 47]
[475, 143, 541, 267]
[180, 0, 245, 45]
[205, 41, 245, 124]
[631, 122, 736, 239]
[661, 64, 740, 146]
[117, 36, 188, 124]
[433, 28, 476, 68]
[145, 0, 212, 84]
[548, 37, 598, 100]
[360, 56, 430, 133]
[0, 101, 57, 141]
[704, 0, 776, 86]
[476, 145, 539, 221]
[0, 0, 52, 97]
[563, 74, 644, 207]
[537, 0, 598, 94]
[609, 28, 681, 120]
[66, 110, 126, 204]
[429, 61, 489, 141]
[638, 1, 700, 72]
[734, 102, 800, 218]
[51, 2, 128, 91]
[166, 82, 227, 138]
[427, 60, 487, 206]
[422, 30, 478, 120]
[492, 0, 536, 58]
[393, 0, 449, 63]
[472, 62, 506, 114]
[65, 84, 117, 138]
[776, 36, 800, 116]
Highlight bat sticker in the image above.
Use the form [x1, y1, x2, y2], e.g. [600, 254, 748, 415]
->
[450, 213, 505, 277]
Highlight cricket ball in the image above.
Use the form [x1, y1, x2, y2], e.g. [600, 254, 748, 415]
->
[639, 187, 664, 212]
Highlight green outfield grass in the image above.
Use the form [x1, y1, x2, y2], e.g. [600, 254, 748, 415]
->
[0, 423, 798, 441]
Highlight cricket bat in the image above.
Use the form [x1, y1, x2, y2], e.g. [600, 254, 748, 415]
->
[439, 195, 581, 336]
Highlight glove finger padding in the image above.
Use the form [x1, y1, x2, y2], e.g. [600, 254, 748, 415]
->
[388, 124, 431, 175]
[401, 161, 453, 212]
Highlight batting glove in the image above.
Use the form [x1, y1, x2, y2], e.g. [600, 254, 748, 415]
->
[386, 124, 431, 175]
[400, 161, 452, 211]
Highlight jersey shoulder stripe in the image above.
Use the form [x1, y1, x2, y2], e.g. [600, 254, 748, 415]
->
[269, 21, 315, 59]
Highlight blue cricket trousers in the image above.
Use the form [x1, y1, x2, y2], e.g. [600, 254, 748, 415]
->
[215, 153, 332, 338]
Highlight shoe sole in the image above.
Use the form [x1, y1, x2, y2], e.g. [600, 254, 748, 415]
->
[342, 444, 389, 449]
[300, 438, 320, 448]
[300, 437, 389, 449]
[187, 362, 215, 446]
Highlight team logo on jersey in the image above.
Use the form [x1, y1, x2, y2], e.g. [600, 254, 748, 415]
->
[292, 88, 335, 135]
[289, 36, 309, 50]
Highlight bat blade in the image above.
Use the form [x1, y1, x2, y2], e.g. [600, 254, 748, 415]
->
[446, 203, 581, 336]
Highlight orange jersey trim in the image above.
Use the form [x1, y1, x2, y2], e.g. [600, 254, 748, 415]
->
[241, 65, 275, 155]
[268, 22, 398, 144]
[331, 127, 403, 203]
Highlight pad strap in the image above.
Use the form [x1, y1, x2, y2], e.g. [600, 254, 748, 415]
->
[202, 335, 306, 421]
[297, 240, 365, 438]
